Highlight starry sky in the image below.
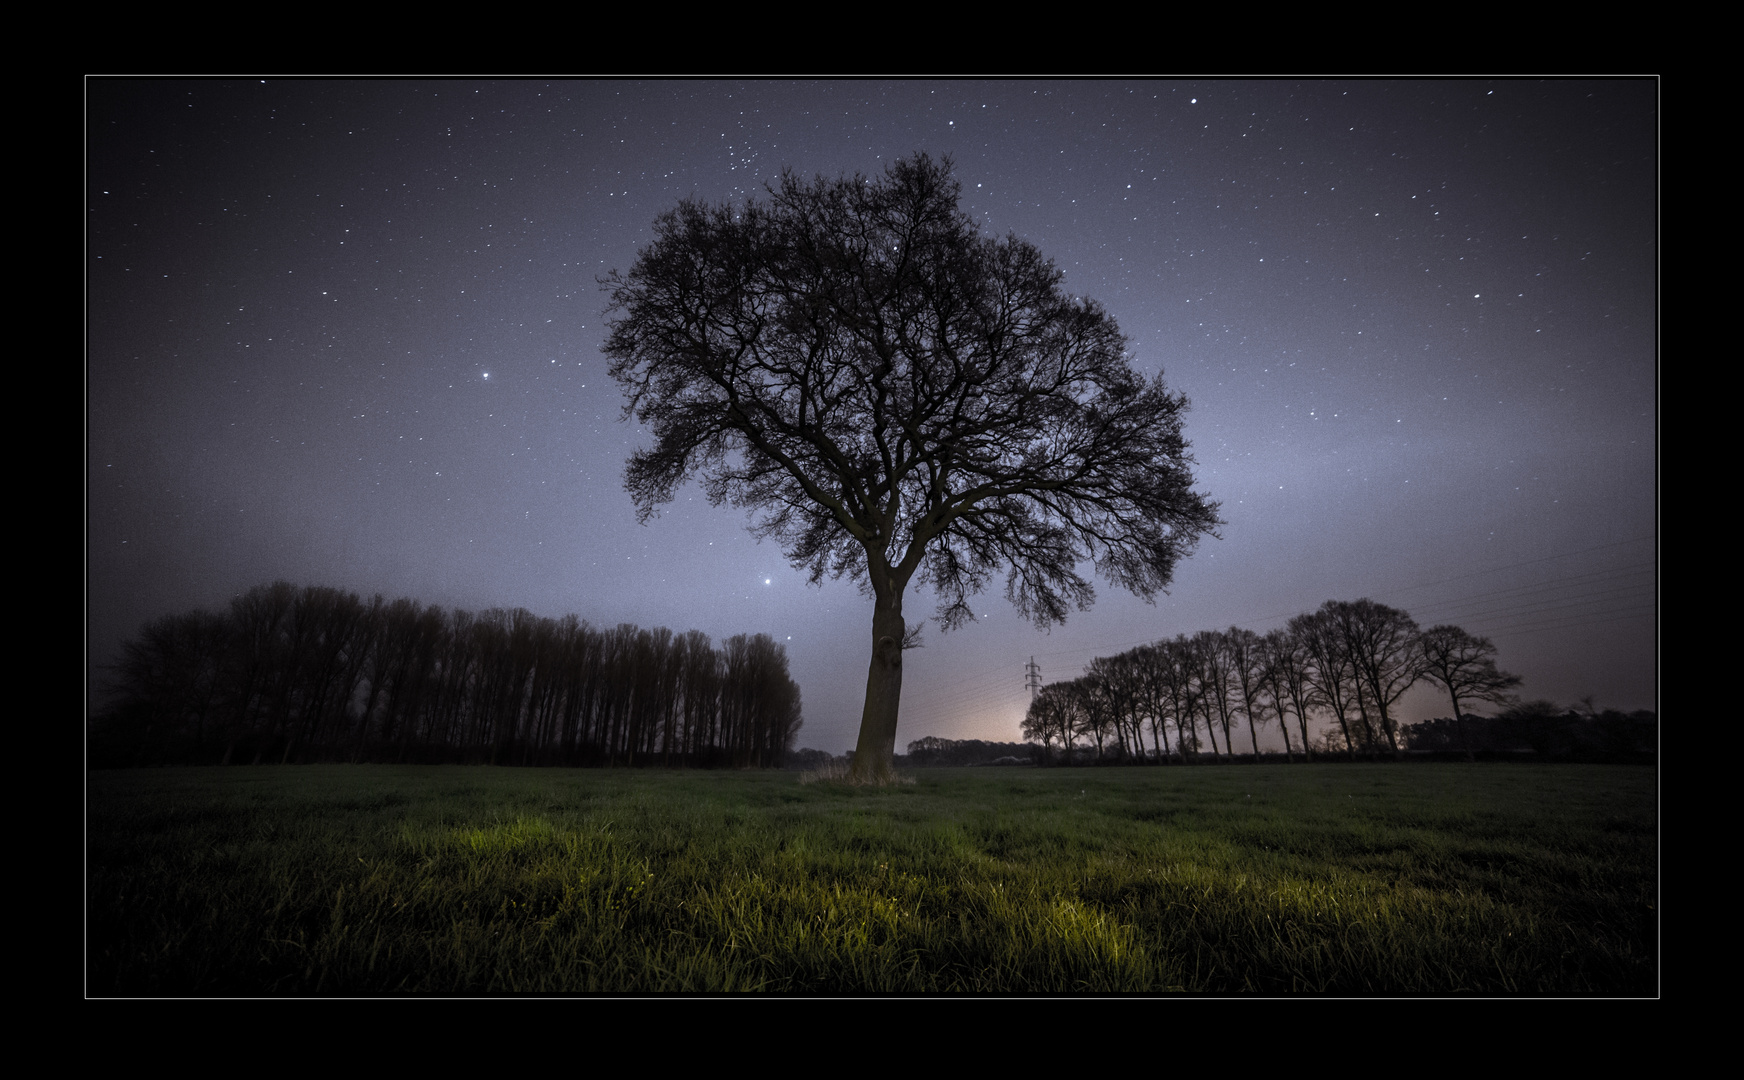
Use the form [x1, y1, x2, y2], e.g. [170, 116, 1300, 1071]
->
[87, 79, 1658, 754]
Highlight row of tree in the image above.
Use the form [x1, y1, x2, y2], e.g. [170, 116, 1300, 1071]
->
[1401, 702, 1656, 759]
[91, 581, 804, 769]
[901, 737, 1038, 768]
[1023, 599, 1525, 764]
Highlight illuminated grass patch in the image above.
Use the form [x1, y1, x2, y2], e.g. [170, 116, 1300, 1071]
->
[87, 764, 1655, 994]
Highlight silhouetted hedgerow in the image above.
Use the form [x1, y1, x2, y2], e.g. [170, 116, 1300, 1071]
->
[91, 582, 803, 769]
[1400, 704, 1656, 762]
[902, 737, 1041, 768]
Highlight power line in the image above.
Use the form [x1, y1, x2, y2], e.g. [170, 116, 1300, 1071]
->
[1373, 534, 1656, 602]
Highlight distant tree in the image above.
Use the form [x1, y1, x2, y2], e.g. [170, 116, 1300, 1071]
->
[1324, 599, 1422, 759]
[1290, 609, 1361, 761]
[785, 746, 839, 772]
[1023, 681, 1083, 765]
[288, 586, 371, 762]
[1225, 627, 1270, 760]
[351, 595, 396, 761]
[603, 153, 1220, 783]
[1593, 706, 1656, 758]
[1259, 627, 1319, 762]
[1128, 643, 1178, 764]
[1076, 670, 1118, 760]
[1158, 634, 1209, 761]
[219, 581, 297, 763]
[718, 632, 803, 768]
[1091, 651, 1149, 761]
[1401, 714, 1494, 752]
[1494, 699, 1576, 757]
[904, 736, 1036, 767]
[1194, 629, 1236, 756]
[99, 579, 815, 770]
[906, 735, 955, 766]
[262, 586, 326, 763]
[1416, 625, 1522, 762]
[1313, 725, 1355, 757]
[99, 608, 229, 764]
[679, 628, 720, 761]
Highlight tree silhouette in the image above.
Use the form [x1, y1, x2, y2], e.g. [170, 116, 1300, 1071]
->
[1326, 599, 1422, 759]
[1289, 609, 1361, 761]
[1127, 643, 1177, 764]
[1417, 625, 1522, 761]
[1023, 680, 1084, 765]
[604, 154, 1219, 782]
[95, 581, 806, 769]
[1225, 626, 1270, 761]
[1193, 629, 1235, 756]
[1260, 626, 1320, 761]
[1157, 635, 1208, 761]
[1089, 651, 1147, 761]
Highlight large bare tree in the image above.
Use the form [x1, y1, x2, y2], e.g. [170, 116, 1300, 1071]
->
[603, 154, 1220, 782]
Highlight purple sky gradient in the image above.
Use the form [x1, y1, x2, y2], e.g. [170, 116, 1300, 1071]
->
[87, 79, 1657, 753]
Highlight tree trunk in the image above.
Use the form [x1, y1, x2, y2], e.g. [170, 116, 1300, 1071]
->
[352, 678, 383, 764]
[1333, 707, 1356, 761]
[850, 587, 907, 784]
[1448, 690, 1476, 762]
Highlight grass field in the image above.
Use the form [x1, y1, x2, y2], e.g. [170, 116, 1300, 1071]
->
[86, 763, 1656, 994]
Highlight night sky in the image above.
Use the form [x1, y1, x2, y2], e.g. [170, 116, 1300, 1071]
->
[86, 79, 1658, 754]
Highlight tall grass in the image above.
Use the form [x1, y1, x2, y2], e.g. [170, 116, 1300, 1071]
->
[87, 764, 1655, 994]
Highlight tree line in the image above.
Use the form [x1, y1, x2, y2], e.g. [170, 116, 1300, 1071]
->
[1023, 598, 1542, 765]
[1403, 701, 1655, 760]
[901, 737, 1038, 768]
[91, 581, 804, 769]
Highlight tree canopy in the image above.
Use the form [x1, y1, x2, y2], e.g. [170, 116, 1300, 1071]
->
[604, 154, 1220, 781]
[93, 583, 803, 769]
[1417, 624, 1522, 761]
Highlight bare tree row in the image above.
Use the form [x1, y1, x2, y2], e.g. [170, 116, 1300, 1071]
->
[1023, 599, 1522, 764]
[93, 581, 804, 769]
